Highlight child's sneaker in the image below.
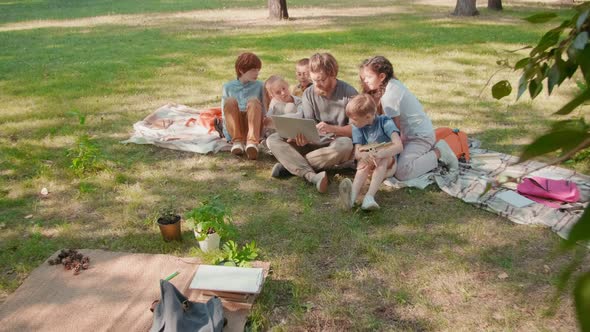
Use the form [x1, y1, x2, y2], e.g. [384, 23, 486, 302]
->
[339, 178, 353, 210]
[435, 140, 458, 171]
[245, 143, 258, 160]
[361, 195, 380, 211]
[231, 142, 244, 155]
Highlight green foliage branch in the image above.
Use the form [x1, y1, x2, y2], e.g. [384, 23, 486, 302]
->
[490, 4, 590, 330]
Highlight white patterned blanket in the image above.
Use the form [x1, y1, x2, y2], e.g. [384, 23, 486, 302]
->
[122, 103, 230, 154]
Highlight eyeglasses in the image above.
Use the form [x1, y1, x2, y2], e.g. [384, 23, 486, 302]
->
[311, 75, 330, 83]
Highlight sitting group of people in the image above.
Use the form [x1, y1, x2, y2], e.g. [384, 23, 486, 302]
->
[220, 52, 458, 210]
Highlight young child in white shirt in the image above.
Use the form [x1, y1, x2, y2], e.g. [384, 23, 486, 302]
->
[263, 75, 303, 136]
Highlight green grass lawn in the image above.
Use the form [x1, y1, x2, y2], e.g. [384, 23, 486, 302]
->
[1, 0, 589, 330]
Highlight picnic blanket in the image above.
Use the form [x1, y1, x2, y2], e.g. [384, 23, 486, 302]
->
[0, 249, 268, 332]
[385, 141, 590, 241]
[122, 103, 231, 154]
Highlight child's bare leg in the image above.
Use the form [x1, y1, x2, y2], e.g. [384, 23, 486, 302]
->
[366, 157, 393, 197]
[245, 99, 262, 145]
[352, 161, 373, 204]
[224, 97, 246, 155]
[244, 99, 262, 160]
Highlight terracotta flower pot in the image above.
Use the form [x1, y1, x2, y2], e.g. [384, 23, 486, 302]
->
[157, 215, 182, 242]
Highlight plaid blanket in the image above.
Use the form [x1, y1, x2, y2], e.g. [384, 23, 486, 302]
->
[385, 143, 589, 241]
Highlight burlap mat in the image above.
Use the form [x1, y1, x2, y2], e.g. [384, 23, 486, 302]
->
[0, 249, 267, 331]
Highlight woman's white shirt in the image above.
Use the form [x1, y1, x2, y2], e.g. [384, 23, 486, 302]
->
[381, 79, 433, 139]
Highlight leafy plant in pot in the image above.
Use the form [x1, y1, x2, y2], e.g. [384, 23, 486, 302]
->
[157, 208, 182, 242]
[185, 199, 236, 252]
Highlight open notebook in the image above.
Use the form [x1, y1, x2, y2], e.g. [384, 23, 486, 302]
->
[496, 190, 536, 208]
[189, 265, 264, 294]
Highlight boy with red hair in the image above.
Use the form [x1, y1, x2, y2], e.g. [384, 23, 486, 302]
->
[221, 52, 265, 160]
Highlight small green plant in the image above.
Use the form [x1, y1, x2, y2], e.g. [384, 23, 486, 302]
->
[214, 240, 259, 267]
[185, 198, 236, 241]
[157, 207, 180, 225]
[67, 134, 103, 176]
[65, 110, 104, 177]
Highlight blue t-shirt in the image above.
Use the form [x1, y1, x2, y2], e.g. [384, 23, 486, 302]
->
[352, 115, 400, 145]
[221, 79, 264, 112]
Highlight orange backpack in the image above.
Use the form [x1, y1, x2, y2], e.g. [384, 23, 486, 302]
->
[435, 127, 470, 163]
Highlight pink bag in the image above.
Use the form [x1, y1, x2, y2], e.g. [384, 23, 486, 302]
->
[517, 177, 580, 207]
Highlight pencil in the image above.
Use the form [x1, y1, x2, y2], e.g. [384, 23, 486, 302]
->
[164, 271, 179, 281]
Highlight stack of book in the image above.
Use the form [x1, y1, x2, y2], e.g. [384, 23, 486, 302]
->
[189, 265, 264, 303]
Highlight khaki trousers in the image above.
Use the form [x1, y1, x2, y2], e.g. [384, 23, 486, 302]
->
[394, 134, 438, 181]
[223, 97, 262, 145]
[266, 133, 353, 178]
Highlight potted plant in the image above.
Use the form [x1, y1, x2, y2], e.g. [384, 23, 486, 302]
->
[185, 198, 236, 252]
[156, 208, 182, 242]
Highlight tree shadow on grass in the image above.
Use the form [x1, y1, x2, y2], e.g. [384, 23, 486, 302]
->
[0, 148, 584, 329]
[243, 181, 581, 329]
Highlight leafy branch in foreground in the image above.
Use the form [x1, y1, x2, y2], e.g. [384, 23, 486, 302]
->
[490, 4, 590, 330]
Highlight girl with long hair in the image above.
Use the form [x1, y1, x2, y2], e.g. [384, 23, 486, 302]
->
[360, 56, 457, 180]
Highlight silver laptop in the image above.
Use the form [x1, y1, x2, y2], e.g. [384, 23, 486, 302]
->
[271, 116, 321, 144]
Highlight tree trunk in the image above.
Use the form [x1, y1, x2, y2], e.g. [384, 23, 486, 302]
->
[452, 0, 479, 16]
[488, 0, 502, 11]
[268, 0, 289, 20]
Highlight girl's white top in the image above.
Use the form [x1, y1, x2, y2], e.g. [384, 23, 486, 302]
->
[381, 79, 433, 138]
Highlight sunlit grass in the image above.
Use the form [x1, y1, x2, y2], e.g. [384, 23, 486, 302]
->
[0, 0, 588, 329]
